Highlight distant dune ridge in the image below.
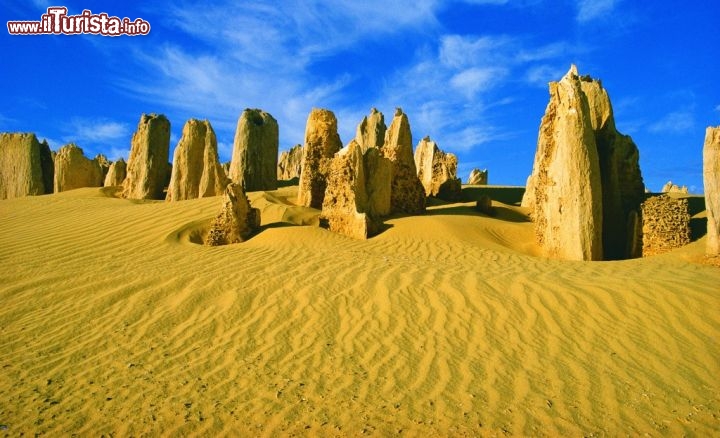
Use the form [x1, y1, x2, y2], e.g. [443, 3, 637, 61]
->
[229, 109, 279, 191]
[522, 65, 644, 261]
[122, 113, 171, 200]
[166, 119, 228, 202]
[704, 126, 720, 255]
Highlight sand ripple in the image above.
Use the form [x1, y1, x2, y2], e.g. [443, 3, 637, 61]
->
[0, 187, 718, 436]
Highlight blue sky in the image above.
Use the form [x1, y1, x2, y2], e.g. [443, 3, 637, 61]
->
[2, 0, 718, 192]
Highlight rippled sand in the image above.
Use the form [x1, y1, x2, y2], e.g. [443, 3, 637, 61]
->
[1, 186, 718, 436]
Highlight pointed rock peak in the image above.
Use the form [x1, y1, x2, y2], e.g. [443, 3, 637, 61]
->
[370, 107, 379, 114]
[394, 107, 403, 117]
[422, 135, 431, 142]
[566, 64, 579, 78]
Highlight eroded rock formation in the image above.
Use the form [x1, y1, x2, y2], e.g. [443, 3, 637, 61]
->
[704, 126, 720, 255]
[166, 119, 228, 201]
[414, 136, 462, 200]
[95, 154, 111, 183]
[277, 144, 303, 181]
[640, 195, 690, 256]
[104, 158, 127, 187]
[355, 108, 386, 152]
[467, 168, 488, 185]
[381, 108, 426, 214]
[661, 181, 688, 194]
[229, 109, 279, 191]
[122, 113, 171, 200]
[521, 65, 604, 261]
[321, 140, 392, 239]
[0, 133, 51, 199]
[206, 183, 260, 246]
[579, 74, 645, 260]
[297, 108, 343, 209]
[522, 65, 645, 261]
[53, 143, 103, 192]
[39, 140, 54, 194]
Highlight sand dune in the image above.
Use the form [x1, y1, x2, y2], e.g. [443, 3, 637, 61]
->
[1, 186, 718, 436]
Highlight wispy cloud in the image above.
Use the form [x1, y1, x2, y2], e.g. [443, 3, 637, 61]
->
[525, 64, 565, 87]
[115, 1, 572, 161]
[648, 110, 695, 133]
[0, 113, 18, 127]
[379, 33, 568, 153]
[67, 118, 130, 143]
[118, 0, 444, 155]
[576, 0, 618, 23]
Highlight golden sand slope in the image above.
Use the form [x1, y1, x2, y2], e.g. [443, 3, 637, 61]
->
[0, 186, 718, 436]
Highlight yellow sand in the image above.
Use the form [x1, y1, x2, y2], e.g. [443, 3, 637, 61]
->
[0, 186, 718, 436]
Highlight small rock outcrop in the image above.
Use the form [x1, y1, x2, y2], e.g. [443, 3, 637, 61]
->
[53, 144, 103, 192]
[122, 113, 171, 200]
[660, 181, 688, 194]
[0, 133, 51, 199]
[321, 140, 392, 239]
[521, 65, 604, 261]
[467, 168, 488, 185]
[166, 119, 228, 201]
[475, 196, 494, 216]
[381, 108, 426, 214]
[104, 158, 127, 187]
[277, 144, 303, 181]
[95, 154, 111, 183]
[229, 109, 279, 191]
[640, 195, 690, 256]
[704, 126, 720, 255]
[297, 108, 343, 209]
[206, 183, 260, 246]
[355, 108, 386, 152]
[414, 136, 462, 200]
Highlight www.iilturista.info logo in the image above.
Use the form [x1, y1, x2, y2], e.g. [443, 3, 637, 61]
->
[7, 6, 150, 36]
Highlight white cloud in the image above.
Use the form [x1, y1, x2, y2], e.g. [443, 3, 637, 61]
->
[577, 0, 617, 23]
[115, 1, 570, 161]
[36, 133, 65, 151]
[67, 118, 130, 144]
[0, 113, 18, 127]
[439, 35, 513, 69]
[450, 67, 507, 99]
[525, 64, 564, 87]
[648, 110, 695, 133]
[31, 0, 51, 10]
[715, 104, 720, 112]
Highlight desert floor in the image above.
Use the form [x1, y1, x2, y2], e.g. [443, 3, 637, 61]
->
[0, 186, 718, 436]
